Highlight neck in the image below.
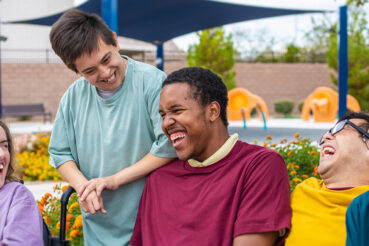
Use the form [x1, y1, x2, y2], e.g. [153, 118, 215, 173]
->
[199, 124, 229, 162]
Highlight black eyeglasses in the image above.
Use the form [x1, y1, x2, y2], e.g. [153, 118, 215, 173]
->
[319, 119, 369, 145]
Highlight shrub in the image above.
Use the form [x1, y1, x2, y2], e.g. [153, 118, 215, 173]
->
[263, 133, 320, 191]
[298, 100, 304, 113]
[39, 184, 83, 246]
[274, 99, 294, 116]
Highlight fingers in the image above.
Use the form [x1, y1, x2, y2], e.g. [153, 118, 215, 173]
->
[79, 191, 106, 214]
[79, 180, 98, 201]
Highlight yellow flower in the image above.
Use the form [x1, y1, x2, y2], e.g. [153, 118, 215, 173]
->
[68, 202, 79, 212]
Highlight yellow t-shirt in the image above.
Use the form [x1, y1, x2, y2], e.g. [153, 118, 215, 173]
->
[285, 177, 369, 246]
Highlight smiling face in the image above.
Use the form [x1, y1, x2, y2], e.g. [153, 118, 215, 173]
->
[159, 83, 215, 162]
[74, 38, 126, 91]
[318, 118, 369, 178]
[0, 126, 10, 189]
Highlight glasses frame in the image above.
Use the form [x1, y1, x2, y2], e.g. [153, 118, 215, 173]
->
[319, 119, 369, 146]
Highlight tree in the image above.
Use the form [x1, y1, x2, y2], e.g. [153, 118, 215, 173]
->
[187, 27, 236, 90]
[326, 5, 369, 111]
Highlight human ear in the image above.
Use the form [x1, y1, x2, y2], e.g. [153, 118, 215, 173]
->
[207, 101, 221, 122]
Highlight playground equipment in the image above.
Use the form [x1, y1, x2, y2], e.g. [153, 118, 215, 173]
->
[301, 87, 360, 122]
[227, 88, 269, 130]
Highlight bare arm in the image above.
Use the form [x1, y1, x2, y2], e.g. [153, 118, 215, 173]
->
[233, 232, 278, 246]
[57, 161, 106, 214]
[79, 153, 174, 200]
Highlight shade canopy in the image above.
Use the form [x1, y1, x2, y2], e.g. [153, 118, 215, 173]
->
[17, 0, 323, 43]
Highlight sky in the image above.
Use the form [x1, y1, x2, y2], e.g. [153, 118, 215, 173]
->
[172, 0, 366, 54]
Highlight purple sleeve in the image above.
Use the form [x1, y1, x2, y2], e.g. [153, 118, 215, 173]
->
[1, 184, 43, 246]
[234, 150, 291, 243]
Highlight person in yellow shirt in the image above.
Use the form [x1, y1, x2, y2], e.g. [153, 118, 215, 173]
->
[285, 111, 369, 246]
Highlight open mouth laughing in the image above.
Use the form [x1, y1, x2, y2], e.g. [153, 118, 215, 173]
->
[101, 71, 117, 84]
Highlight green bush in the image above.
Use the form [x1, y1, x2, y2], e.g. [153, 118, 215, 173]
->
[274, 99, 294, 115]
[298, 100, 304, 113]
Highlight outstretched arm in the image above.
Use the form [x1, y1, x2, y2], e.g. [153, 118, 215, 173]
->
[78, 153, 173, 201]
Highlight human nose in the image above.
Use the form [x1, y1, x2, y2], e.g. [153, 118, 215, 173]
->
[320, 131, 334, 145]
[162, 115, 175, 128]
[98, 65, 110, 78]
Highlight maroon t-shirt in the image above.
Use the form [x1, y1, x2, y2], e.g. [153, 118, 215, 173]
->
[131, 141, 291, 246]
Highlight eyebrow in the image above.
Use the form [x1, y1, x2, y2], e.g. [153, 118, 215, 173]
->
[81, 51, 112, 74]
[168, 104, 183, 110]
[0, 140, 8, 144]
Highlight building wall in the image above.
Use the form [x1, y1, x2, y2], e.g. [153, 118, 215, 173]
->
[1, 61, 336, 121]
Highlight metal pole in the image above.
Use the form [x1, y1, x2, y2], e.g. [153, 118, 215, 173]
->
[155, 43, 164, 71]
[102, 0, 118, 33]
[338, 5, 348, 118]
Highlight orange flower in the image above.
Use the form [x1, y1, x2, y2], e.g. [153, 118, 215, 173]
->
[293, 178, 302, 183]
[39, 198, 46, 206]
[290, 170, 297, 175]
[69, 229, 80, 238]
[73, 215, 83, 229]
[270, 143, 277, 147]
[309, 151, 316, 156]
[44, 193, 52, 199]
[286, 164, 291, 169]
[263, 142, 268, 147]
[62, 185, 70, 193]
[294, 133, 300, 138]
[56, 221, 60, 229]
[265, 135, 273, 140]
[66, 214, 74, 221]
[293, 165, 300, 170]
[287, 150, 294, 156]
[302, 174, 309, 179]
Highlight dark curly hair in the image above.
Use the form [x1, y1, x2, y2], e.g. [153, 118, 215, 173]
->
[50, 9, 116, 73]
[339, 111, 369, 133]
[0, 121, 18, 182]
[163, 67, 228, 126]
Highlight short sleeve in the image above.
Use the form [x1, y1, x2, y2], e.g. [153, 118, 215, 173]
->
[48, 97, 78, 168]
[1, 184, 43, 246]
[144, 70, 176, 158]
[234, 150, 291, 241]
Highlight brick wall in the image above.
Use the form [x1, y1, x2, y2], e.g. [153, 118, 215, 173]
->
[1, 61, 336, 121]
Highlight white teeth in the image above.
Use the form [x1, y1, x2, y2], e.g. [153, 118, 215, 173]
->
[323, 147, 335, 156]
[107, 73, 115, 82]
[0, 164, 3, 170]
[170, 134, 185, 141]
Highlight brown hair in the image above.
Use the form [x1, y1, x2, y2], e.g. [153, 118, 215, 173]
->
[0, 121, 18, 182]
[49, 9, 116, 73]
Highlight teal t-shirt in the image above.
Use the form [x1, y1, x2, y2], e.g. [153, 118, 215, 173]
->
[49, 56, 176, 245]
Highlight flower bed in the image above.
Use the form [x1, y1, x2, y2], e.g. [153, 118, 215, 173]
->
[38, 184, 83, 245]
[16, 133, 62, 181]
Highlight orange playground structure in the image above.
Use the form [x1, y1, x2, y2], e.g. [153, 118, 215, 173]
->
[301, 87, 360, 122]
[227, 88, 269, 122]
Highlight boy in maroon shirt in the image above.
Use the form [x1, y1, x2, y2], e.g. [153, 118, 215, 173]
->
[131, 67, 291, 246]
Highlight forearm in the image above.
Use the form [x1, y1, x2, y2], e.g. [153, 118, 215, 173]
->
[57, 160, 88, 193]
[233, 232, 278, 246]
[111, 153, 174, 187]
